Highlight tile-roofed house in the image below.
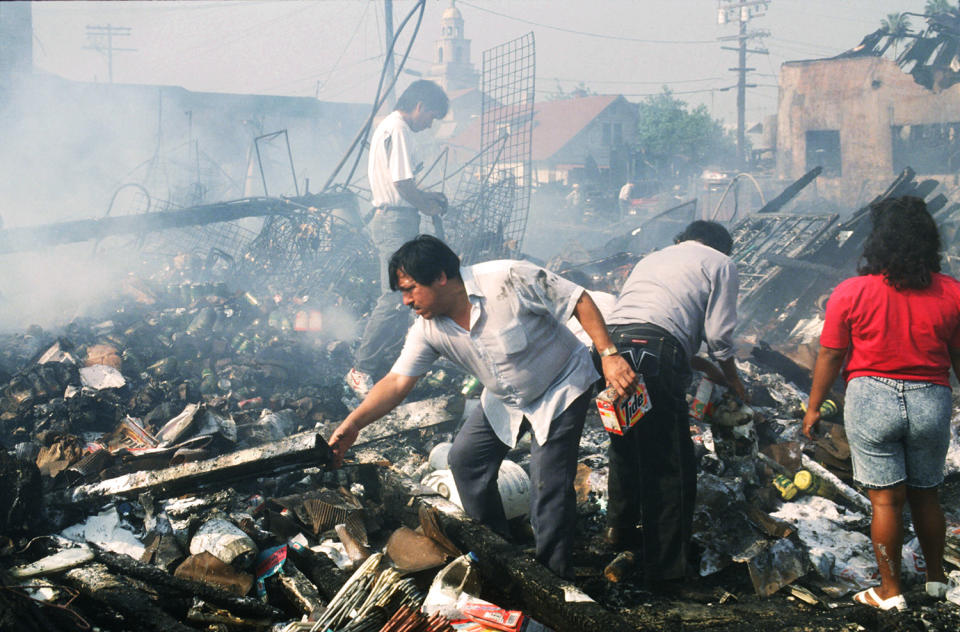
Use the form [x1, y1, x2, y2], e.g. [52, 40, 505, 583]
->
[448, 94, 637, 186]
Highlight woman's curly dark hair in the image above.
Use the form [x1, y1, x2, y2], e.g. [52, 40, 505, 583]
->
[858, 196, 941, 290]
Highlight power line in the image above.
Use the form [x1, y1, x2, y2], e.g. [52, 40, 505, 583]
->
[540, 86, 731, 98]
[315, 2, 371, 96]
[768, 36, 841, 53]
[83, 24, 136, 83]
[258, 55, 382, 95]
[458, 0, 716, 44]
[134, 3, 318, 71]
[539, 76, 727, 86]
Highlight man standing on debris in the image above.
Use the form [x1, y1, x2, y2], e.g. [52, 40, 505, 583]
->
[602, 220, 746, 586]
[329, 235, 636, 578]
[346, 80, 450, 401]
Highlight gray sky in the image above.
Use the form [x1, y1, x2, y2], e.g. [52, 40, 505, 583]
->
[30, 0, 929, 126]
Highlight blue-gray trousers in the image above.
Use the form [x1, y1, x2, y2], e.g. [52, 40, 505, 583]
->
[354, 208, 420, 378]
[447, 391, 591, 578]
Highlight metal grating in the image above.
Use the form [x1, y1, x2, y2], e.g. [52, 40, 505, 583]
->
[447, 32, 536, 264]
[731, 213, 839, 304]
[141, 216, 260, 265]
[233, 207, 379, 310]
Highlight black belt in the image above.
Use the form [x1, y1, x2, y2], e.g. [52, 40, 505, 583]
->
[609, 323, 686, 359]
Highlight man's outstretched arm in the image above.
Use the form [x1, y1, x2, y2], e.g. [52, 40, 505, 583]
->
[328, 372, 419, 467]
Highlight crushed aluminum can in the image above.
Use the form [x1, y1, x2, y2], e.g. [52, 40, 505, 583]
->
[595, 377, 651, 436]
[772, 474, 799, 500]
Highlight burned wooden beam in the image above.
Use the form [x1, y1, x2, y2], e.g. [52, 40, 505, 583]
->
[0, 191, 356, 254]
[927, 192, 948, 214]
[377, 469, 645, 632]
[287, 545, 352, 602]
[63, 431, 332, 507]
[94, 547, 284, 620]
[63, 562, 196, 632]
[756, 167, 821, 214]
[278, 559, 327, 617]
[353, 396, 463, 447]
[760, 254, 846, 280]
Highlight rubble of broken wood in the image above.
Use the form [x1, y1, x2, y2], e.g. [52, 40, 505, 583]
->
[4, 187, 960, 631]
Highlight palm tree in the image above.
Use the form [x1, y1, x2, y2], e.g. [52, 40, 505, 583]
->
[881, 12, 912, 58]
[924, 0, 954, 18]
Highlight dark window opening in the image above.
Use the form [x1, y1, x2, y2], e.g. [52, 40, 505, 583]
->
[805, 130, 841, 177]
[891, 122, 960, 174]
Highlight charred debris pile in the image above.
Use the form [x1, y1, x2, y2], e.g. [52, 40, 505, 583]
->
[2, 174, 960, 630]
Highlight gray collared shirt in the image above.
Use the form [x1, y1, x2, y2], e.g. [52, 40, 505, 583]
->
[607, 240, 739, 362]
[390, 260, 599, 447]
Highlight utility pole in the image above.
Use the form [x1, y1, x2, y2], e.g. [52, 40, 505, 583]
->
[717, 1, 769, 167]
[383, 0, 397, 110]
[83, 24, 136, 83]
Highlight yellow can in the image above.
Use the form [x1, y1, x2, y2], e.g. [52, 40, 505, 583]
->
[772, 474, 799, 500]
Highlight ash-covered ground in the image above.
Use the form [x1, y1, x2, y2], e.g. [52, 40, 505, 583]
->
[1, 255, 960, 631]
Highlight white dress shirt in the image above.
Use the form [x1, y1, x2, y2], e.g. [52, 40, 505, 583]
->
[391, 260, 600, 447]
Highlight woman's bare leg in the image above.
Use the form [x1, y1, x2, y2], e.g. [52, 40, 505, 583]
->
[907, 486, 947, 584]
[868, 486, 907, 600]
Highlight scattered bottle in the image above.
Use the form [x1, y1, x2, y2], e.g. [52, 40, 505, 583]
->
[461, 375, 482, 397]
[793, 469, 837, 501]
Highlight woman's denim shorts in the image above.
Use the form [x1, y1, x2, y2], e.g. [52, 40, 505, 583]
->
[845, 376, 952, 489]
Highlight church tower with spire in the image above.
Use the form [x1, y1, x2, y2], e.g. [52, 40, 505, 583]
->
[429, 1, 478, 93]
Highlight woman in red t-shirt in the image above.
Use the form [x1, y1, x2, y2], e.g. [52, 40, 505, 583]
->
[804, 196, 960, 611]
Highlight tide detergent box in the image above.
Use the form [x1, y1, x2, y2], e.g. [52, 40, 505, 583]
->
[596, 377, 651, 435]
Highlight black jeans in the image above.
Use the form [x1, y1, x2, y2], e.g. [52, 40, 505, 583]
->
[446, 391, 591, 578]
[605, 323, 694, 582]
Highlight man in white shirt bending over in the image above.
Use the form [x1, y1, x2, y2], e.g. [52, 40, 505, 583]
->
[329, 235, 636, 579]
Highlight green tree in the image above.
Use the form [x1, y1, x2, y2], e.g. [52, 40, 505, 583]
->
[881, 12, 912, 57]
[550, 81, 596, 101]
[633, 88, 736, 180]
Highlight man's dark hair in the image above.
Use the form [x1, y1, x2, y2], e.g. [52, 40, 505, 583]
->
[859, 195, 941, 290]
[389, 234, 461, 290]
[395, 80, 449, 118]
[675, 220, 733, 255]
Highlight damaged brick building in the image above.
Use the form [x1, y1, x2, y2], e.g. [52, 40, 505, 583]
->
[776, 11, 960, 209]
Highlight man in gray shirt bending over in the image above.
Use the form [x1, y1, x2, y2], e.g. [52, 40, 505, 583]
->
[604, 220, 745, 586]
[328, 235, 635, 578]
